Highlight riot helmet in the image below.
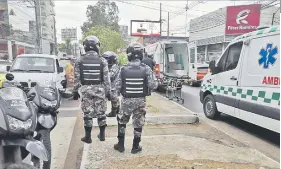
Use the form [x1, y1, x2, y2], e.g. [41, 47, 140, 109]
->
[83, 36, 101, 54]
[102, 51, 117, 68]
[126, 42, 144, 62]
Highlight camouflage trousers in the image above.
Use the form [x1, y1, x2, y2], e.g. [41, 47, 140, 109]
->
[117, 97, 146, 138]
[111, 93, 120, 109]
[81, 88, 107, 127]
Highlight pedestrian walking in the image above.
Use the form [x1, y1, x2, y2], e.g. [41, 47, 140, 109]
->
[73, 36, 111, 144]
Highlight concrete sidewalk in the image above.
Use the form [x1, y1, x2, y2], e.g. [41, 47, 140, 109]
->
[93, 93, 199, 126]
[80, 93, 279, 169]
[80, 124, 279, 169]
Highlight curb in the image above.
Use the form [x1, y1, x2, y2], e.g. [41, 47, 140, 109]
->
[92, 114, 199, 127]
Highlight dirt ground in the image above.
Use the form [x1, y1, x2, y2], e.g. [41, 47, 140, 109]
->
[102, 154, 272, 169]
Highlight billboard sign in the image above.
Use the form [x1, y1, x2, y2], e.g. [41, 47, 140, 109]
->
[61, 28, 77, 40]
[131, 20, 161, 37]
[225, 4, 261, 35]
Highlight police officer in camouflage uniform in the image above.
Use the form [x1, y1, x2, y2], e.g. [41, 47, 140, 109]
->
[142, 51, 155, 71]
[113, 42, 158, 154]
[73, 36, 111, 144]
[102, 51, 120, 117]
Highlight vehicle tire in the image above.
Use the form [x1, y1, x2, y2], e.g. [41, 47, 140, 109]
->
[203, 94, 220, 119]
[38, 129, 51, 169]
[5, 163, 37, 169]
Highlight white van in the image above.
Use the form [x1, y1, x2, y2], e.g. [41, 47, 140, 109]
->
[6, 54, 66, 91]
[200, 26, 280, 133]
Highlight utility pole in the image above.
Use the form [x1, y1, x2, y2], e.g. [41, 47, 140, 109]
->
[54, 16, 58, 55]
[167, 12, 170, 39]
[34, 0, 42, 53]
[185, 0, 188, 36]
[160, 3, 162, 36]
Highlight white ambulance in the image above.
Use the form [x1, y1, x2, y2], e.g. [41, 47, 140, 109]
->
[200, 26, 280, 133]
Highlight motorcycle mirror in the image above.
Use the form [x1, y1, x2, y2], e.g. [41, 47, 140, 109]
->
[59, 89, 73, 99]
[5, 73, 14, 81]
[28, 93, 36, 101]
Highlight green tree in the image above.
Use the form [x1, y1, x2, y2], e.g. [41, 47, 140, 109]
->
[59, 38, 73, 55]
[83, 26, 126, 54]
[81, 0, 120, 34]
[117, 53, 127, 65]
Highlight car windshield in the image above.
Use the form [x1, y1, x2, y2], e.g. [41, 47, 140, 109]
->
[10, 57, 55, 73]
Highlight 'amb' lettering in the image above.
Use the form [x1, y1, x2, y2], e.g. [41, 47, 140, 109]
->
[262, 76, 280, 85]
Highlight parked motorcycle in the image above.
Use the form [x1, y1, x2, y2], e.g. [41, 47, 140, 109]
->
[0, 73, 48, 169]
[27, 80, 61, 169]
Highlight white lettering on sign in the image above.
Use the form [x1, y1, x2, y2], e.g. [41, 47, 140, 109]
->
[227, 25, 258, 31]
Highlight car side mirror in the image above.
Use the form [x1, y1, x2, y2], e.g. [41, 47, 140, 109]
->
[6, 66, 10, 71]
[58, 67, 64, 73]
[27, 93, 36, 101]
[5, 73, 14, 81]
[209, 60, 218, 74]
[192, 64, 195, 69]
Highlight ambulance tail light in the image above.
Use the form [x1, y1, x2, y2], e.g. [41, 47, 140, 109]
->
[155, 64, 160, 77]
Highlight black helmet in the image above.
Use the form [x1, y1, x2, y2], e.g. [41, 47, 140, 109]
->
[83, 36, 100, 53]
[102, 51, 117, 68]
[126, 42, 144, 62]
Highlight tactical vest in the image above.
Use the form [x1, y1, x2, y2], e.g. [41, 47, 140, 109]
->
[79, 53, 103, 85]
[121, 64, 148, 98]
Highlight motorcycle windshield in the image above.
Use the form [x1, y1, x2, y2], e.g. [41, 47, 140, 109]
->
[36, 81, 57, 101]
[0, 87, 32, 121]
[0, 87, 27, 101]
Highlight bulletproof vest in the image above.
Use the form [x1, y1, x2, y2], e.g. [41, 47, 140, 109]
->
[79, 52, 103, 85]
[141, 57, 154, 70]
[121, 64, 148, 98]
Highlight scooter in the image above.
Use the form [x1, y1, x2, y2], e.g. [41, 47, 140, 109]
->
[0, 73, 48, 169]
[27, 80, 61, 169]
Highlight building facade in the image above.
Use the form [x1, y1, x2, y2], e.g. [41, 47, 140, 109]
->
[189, 3, 280, 63]
[40, 0, 56, 55]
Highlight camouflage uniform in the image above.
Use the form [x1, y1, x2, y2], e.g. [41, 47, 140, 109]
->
[114, 59, 158, 139]
[109, 63, 120, 110]
[73, 51, 111, 127]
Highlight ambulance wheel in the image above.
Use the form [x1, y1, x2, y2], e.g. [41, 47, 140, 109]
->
[203, 94, 220, 119]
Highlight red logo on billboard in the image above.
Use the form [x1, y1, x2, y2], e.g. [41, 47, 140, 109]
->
[225, 4, 261, 35]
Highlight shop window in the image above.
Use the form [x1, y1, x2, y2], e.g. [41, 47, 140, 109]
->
[197, 46, 206, 63]
[190, 48, 195, 63]
[207, 43, 223, 61]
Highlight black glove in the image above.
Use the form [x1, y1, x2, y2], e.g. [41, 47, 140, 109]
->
[73, 91, 80, 100]
[106, 92, 111, 101]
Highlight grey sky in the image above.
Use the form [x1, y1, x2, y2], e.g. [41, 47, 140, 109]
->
[6, 0, 255, 43]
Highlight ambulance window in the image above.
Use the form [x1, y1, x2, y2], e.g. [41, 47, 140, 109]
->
[225, 42, 243, 71]
[217, 48, 229, 72]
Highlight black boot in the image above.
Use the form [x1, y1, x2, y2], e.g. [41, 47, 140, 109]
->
[107, 106, 119, 117]
[131, 137, 142, 154]
[81, 126, 92, 144]
[114, 123, 126, 152]
[97, 125, 106, 141]
[114, 135, 125, 152]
